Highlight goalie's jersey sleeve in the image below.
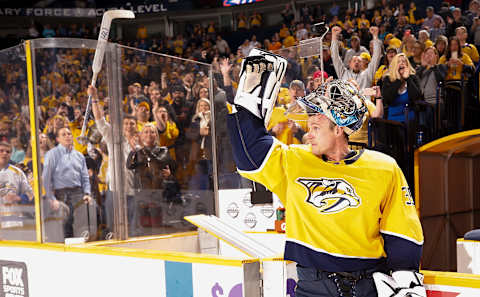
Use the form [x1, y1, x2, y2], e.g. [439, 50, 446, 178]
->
[227, 108, 423, 272]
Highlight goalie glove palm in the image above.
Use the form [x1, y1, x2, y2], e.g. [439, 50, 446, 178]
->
[234, 49, 287, 126]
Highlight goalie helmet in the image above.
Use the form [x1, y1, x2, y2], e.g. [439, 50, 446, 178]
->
[286, 79, 367, 135]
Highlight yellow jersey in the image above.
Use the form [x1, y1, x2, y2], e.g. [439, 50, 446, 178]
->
[439, 54, 473, 81]
[462, 43, 479, 63]
[227, 108, 423, 271]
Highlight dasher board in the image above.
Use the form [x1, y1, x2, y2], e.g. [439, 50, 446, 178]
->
[185, 214, 278, 258]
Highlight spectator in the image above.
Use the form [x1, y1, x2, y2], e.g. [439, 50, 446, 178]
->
[438, 2, 453, 24]
[423, 6, 446, 30]
[152, 102, 179, 158]
[385, 33, 402, 49]
[429, 18, 446, 42]
[90, 86, 138, 237]
[416, 47, 447, 106]
[381, 53, 422, 123]
[9, 137, 25, 164]
[320, 43, 336, 80]
[126, 124, 180, 231]
[237, 13, 248, 30]
[249, 11, 262, 28]
[0, 141, 32, 205]
[39, 133, 52, 161]
[282, 31, 296, 48]
[331, 26, 382, 89]
[329, 0, 340, 17]
[375, 46, 398, 85]
[186, 98, 212, 189]
[439, 36, 474, 81]
[134, 101, 151, 132]
[435, 35, 449, 57]
[446, 8, 468, 37]
[343, 35, 369, 65]
[401, 32, 417, 57]
[238, 39, 252, 56]
[419, 30, 434, 49]
[409, 41, 425, 68]
[279, 23, 290, 40]
[349, 85, 384, 145]
[42, 24, 56, 38]
[170, 84, 194, 178]
[42, 127, 95, 241]
[360, 52, 371, 70]
[28, 22, 39, 38]
[295, 23, 309, 42]
[471, 15, 480, 48]
[136, 24, 147, 40]
[281, 3, 295, 25]
[456, 26, 480, 63]
[357, 13, 371, 30]
[466, 0, 480, 22]
[250, 35, 261, 49]
[268, 34, 282, 51]
[215, 35, 230, 56]
[306, 70, 328, 93]
[408, 2, 422, 25]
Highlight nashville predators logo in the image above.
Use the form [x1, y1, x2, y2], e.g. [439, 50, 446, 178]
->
[297, 178, 361, 213]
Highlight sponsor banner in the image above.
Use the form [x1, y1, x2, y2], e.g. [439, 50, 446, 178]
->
[219, 189, 282, 232]
[0, 245, 247, 297]
[0, 260, 29, 297]
[193, 263, 243, 297]
[0, 4, 167, 17]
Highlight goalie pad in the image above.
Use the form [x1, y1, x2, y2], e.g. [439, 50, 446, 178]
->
[373, 271, 426, 297]
[234, 48, 287, 126]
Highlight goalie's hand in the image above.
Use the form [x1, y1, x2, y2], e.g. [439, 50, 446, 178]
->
[233, 49, 287, 127]
[242, 56, 274, 95]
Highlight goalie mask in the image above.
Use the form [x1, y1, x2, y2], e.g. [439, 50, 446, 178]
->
[286, 79, 367, 135]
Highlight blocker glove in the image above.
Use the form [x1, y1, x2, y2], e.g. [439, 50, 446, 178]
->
[373, 270, 427, 297]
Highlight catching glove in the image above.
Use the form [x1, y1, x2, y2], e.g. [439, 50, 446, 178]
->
[233, 48, 287, 127]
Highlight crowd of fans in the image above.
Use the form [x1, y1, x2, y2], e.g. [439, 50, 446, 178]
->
[1, 0, 480, 241]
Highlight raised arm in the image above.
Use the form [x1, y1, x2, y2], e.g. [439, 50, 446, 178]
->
[227, 49, 288, 192]
[365, 26, 383, 81]
[330, 26, 347, 79]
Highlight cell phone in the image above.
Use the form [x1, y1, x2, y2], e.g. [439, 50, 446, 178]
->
[362, 87, 376, 96]
[452, 51, 458, 59]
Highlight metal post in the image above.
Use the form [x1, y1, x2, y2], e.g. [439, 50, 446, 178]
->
[106, 43, 128, 240]
[209, 67, 220, 217]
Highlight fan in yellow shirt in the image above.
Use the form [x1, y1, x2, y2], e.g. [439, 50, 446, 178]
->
[439, 37, 474, 81]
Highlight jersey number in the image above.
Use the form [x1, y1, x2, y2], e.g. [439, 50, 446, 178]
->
[402, 186, 415, 206]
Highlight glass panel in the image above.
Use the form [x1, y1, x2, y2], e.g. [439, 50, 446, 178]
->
[212, 55, 252, 190]
[273, 44, 325, 92]
[0, 44, 36, 241]
[117, 45, 216, 237]
[31, 39, 110, 242]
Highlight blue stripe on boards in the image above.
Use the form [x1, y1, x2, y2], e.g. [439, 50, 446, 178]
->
[165, 261, 193, 297]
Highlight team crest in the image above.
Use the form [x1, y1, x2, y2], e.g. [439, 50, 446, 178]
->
[297, 178, 361, 213]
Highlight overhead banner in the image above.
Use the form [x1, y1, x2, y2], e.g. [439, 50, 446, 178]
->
[223, 0, 264, 7]
[0, 4, 167, 17]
